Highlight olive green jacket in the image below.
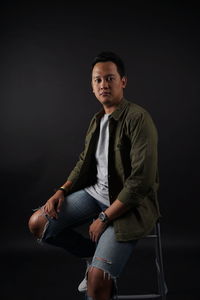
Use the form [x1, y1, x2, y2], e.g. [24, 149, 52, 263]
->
[67, 98, 161, 241]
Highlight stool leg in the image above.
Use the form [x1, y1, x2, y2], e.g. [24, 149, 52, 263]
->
[155, 222, 167, 300]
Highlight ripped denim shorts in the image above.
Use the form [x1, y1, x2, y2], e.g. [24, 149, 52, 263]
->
[34, 189, 138, 285]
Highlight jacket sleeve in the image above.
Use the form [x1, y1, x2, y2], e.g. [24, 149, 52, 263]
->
[117, 110, 158, 207]
[67, 116, 96, 184]
[67, 150, 85, 183]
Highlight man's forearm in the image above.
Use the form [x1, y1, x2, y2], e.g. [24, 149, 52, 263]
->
[60, 182, 130, 221]
[61, 180, 73, 191]
[104, 199, 130, 221]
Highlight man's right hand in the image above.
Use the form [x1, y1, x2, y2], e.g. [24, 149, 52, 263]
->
[43, 190, 65, 219]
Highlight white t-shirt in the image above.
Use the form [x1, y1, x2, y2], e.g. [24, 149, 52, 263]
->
[85, 113, 110, 207]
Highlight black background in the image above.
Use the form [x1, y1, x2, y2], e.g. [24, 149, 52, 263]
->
[1, 1, 199, 300]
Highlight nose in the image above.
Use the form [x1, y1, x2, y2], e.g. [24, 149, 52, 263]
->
[100, 79, 109, 89]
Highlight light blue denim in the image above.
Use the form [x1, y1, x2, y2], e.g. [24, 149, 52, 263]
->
[38, 190, 138, 299]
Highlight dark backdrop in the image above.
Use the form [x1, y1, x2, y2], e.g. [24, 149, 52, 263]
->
[0, 1, 199, 300]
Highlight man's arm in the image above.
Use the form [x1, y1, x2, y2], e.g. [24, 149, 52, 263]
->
[43, 180, 73, 219]
[89, 110, 158, 241]
[67, 116, 97, 184]
[59, 180, 73, 193]
[116, 110, 158, 208]
[89, 199, 128, 242]
[104, 199, 129, 220]
[43, 116, 97, 219]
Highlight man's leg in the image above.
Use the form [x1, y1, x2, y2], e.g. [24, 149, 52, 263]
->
[87, 267, 113, 300]
[86, 225, 138, 300]
[28, 190, 101, 258]
[28, 206, 49, 239]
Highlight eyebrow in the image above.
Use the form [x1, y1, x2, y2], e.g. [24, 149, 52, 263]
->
[93, 74, 116, 79]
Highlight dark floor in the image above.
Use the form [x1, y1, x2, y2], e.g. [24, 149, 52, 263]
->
[1, 235, 200, 300]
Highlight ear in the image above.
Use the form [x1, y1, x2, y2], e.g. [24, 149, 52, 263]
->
[91, 81, 95, 93]
[122, 76, 127, 88]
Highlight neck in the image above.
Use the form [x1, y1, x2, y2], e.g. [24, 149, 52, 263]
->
[103, 106, 117, 114]
[103, 98, 123, 114]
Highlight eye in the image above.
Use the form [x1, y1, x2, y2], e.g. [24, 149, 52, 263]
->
[94, 78, 101, 83]
[107, 76, 114, 82]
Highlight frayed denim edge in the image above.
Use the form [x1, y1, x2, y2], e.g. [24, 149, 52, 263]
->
[32, 206, 50, 244]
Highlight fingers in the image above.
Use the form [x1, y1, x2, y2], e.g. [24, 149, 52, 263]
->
[89, 225, 100, 243]
[44, 203, 58, 219]
[43, 193, 64, 219]
[89, 219, 107, 242]
[43, 190, 65, 219]
[89, 231, 98, 243]
[43, 200, 58, 219]
[89, 225, 94, 241]
[57, 197, 64, 213]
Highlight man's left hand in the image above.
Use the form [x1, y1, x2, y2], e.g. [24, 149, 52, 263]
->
[89, 218, 107, 243]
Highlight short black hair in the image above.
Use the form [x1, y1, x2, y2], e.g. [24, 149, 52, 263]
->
[91, 51, 126, 78]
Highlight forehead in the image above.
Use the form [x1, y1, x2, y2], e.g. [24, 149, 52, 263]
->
[92, 61, 119, 77]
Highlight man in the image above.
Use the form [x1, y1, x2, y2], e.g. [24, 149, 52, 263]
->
[28, 51, 160, 300]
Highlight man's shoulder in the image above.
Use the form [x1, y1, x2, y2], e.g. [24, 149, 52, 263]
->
[125, 99, 151, 118]
[125, 99, 157, 132]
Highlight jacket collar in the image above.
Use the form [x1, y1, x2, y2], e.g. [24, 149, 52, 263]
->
[94, 98, 129, 121]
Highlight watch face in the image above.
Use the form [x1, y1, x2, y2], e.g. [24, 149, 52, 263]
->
[99, 212, 105, 221]
[99, 212, 107, 222]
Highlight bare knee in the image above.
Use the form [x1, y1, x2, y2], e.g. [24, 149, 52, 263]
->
[28, 209, 48, 238]
[87, 267, 113, 300]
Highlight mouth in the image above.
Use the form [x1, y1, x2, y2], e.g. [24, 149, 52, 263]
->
[100, 92, 111, 96]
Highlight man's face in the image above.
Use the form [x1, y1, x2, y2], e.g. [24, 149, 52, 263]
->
[91, 61, 127, 107]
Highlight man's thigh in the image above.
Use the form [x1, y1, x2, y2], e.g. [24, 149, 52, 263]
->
[43, 190, 101, 239]
[91, 225, 138, 278]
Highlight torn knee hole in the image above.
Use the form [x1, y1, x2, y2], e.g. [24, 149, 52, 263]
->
[95, 256, 112, 265]
[33, 206, 49, 219]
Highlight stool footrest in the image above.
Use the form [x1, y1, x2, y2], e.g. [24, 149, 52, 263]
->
[117, 294, 161, 299]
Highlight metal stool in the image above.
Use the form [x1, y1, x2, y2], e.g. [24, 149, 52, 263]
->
[117, 221, 168, 300]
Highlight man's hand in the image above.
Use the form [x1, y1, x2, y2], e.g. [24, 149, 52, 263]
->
[43, 190, 65, 219]
[89, 218, 107, 243]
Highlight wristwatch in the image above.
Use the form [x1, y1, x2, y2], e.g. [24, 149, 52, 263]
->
[98, 211, 109, 223]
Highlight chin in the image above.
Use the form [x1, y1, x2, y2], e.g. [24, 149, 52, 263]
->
[100, 98, 112, 105]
